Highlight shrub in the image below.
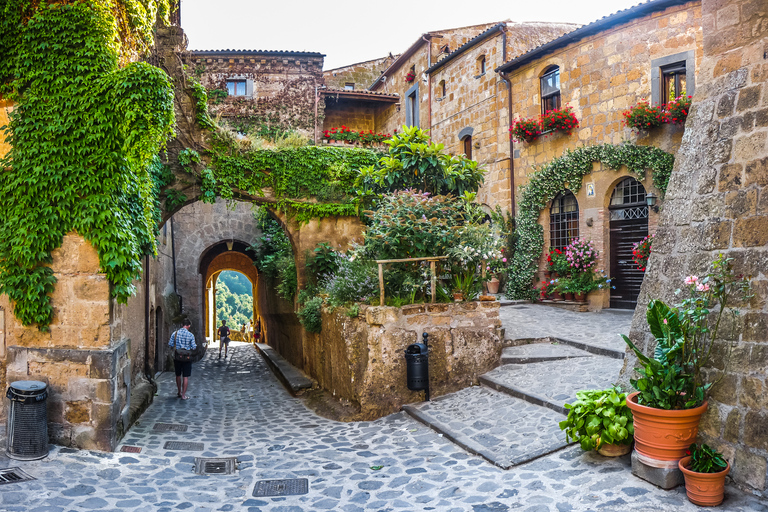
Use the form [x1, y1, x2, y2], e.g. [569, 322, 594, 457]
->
[306, 242, 338, 285]
[297, 296, 323, 333]
[248, 208, 296, 301]
[559, 387, 634, 451]
[322, 254, 379, 307]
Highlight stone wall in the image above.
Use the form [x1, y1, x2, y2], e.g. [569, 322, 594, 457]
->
[301, 302, 503, 420]
[620, 0, 768, 494]
[187, 50, 324, 136]
[323, 56, 395, 90]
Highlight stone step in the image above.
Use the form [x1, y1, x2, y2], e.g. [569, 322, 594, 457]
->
[403, 386, 569, 469]
[254, 342, 313, 394]
[480, 356, 625, 415]
[500, 343, 593, 364]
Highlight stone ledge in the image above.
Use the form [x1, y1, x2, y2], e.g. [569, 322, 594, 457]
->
[254, 343, 313, 394]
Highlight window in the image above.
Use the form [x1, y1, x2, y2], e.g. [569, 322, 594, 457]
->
[477, 56, 486, 76]
[462, 136, 472, 160]
[344, 82, 355, 91]
[661, 62, 686, 105]
[405, 84, 419, 128]
[438, 80, 446, 98]
[609, 177, 648, 221]
[226, 79, 247, 96]
[550, 190, 579, 250]
[540, 66, 561, 114]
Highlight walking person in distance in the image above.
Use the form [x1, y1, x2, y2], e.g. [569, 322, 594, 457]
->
[218, 320, 231, 359]
[169, 319, 196, 400]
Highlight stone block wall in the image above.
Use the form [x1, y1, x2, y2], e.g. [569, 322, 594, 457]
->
[620, 0, 768, 494]
[322, 100, 377, 133]
[323, 56, 395, 90]
[302, 301, 503, 420]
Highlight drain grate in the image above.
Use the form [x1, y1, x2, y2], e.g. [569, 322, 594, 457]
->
[252, 478, 309, 497]
[120, 446, 142, 453]
[164, 441, 204, 451]
[194, 457, 237, 475]
[153, 423, 188, 432]
[0, 468, 35, 485]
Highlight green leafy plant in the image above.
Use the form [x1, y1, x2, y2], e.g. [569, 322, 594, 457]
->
[622, 101, 664, 130]
[623, 255, 751, 409]
[297, 296, 323, 333]
[559, 387, 634, 451]
[686, 443, 728, 474]
[451, 271, 480, 301]
[506, 143, 674, 300]
[321, 251, 379, 307]
[306, 242, 339, 285]
[346, 303, 360, 318]
[248, 208, 296, 302]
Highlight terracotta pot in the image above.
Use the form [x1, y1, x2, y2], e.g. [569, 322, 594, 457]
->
[486, 278, 500, 295]
[564, 292, 574, 301]
[597, 443, 632, 457]
[575, 292, 586, 302]
[552, 291, 563, 301]
[453, 293, 463, 302]
[626, 392, 708, 460]
[679, 456, 730, 507]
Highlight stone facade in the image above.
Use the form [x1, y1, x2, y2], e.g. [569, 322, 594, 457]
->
[323, 56, 395, 91]
[187, 50, 324, 137]
[303, 301, 503, 420]
[621, 0, 768, 494]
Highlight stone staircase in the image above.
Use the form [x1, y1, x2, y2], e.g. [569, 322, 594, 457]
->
[403, 304, 630, 469]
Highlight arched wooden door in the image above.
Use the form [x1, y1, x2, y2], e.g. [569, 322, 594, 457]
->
[609, 177, 648, 309]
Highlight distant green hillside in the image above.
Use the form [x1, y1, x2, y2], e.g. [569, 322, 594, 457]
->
[216, 271, 253, 328]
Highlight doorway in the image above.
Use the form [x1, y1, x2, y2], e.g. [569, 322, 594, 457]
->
[609, 177, 648, 309]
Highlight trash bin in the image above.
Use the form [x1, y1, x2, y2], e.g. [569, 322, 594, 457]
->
[405, 343, 429, 392]
[6, 381, 49, 460]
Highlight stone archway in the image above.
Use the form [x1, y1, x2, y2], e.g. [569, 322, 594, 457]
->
[202, 248, 260, 343]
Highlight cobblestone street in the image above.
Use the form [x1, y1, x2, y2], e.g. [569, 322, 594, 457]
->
[1, 334, 766, 511]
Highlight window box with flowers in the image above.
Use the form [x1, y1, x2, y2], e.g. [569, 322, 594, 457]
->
[405, 71, 416, 83]
[623, 95, 692, 131]
[663, 95, 691, 124]
[322, 127, 392, 146]
[541, 105, 579, 135]
[510, 117, 542, 143]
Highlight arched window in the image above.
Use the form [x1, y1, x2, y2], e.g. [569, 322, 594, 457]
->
[463, 135, 473, 160]
[609, 177, 648, 220]
[438, 79, 446, 98]
[550, 190, 579, 250]
[540, 66, 561, 114]
[477, 55, 486, 76]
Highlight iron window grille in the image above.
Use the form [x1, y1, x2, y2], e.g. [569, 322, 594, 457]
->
[609, 177, 648, 220]
[540, 67, 561, 115]
[550, 190, 579, 250]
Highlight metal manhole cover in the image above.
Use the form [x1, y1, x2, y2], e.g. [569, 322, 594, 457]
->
[0, 468, 35, 485]
[252, 478, 309, 497]
[120, 446, 142, 453]
[164, 441, 204, 451]
[153, 423, 188, 432]
[194, 457, 237, 475]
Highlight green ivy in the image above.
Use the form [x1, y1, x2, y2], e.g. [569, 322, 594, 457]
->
[506, 143, 674, 299]
[0, 1, 174, 329]
[189, 78, 215, 131]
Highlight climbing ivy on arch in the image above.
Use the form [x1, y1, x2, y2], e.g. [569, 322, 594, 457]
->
[505, 143, 674, 300]
[0, 0, 175, 329]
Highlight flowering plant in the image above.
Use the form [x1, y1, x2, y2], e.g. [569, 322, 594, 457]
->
[509, 117, 541, 143]
[322, 126, 391, 145]
[632, 234, 653, 271]
[554, 270, 611, 295]
[541, 105, 579, 135]
[663, 95, 692, 124]
[564, 238, 598, 272]
[623, 254, 752, 410]
[539, 280, 553, 299]
[546, 248, 570, 276]
[622, 101, 664, 130]
[405, 71, 416, 82]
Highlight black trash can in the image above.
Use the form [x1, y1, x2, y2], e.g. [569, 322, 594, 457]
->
[6, 381, 49, 461]
[405, 343, 429, 392]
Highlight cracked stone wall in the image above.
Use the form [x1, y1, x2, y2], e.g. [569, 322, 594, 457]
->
[620, 0, 768, 494]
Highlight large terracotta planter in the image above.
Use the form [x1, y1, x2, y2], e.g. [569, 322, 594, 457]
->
[679, 456, 730, 507]
[486, 278, 500, 294]
[626, 392, 708, 460]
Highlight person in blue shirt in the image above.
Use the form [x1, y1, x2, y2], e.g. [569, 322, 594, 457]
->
[169, 319, 197, 400]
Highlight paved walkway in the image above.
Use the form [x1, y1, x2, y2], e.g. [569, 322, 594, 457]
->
[1, 341, 766, 511]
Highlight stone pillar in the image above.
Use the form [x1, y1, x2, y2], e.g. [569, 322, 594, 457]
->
[1, 234, 130, 451]
[621, 0, 768, 493]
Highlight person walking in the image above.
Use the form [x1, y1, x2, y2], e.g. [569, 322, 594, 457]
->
[169, 319, 196, 400]
[217, 320, 231, 359]
[246, 320, 253, 343]
[240, 323, 246, 341]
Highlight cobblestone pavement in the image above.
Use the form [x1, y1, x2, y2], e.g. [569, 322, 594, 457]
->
[1, 344, 766, 511]
[499, 304, 633, 354]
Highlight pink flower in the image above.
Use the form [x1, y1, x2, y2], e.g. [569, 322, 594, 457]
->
[696, 283, 710, 292]
[663, 318, 668, 324]
[502, 258, 507, 262]
[684, 275, 699, 285]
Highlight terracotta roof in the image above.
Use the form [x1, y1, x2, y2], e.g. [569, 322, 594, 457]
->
[495, 0, 691, 74]
[190, 49, 325, 58]
[321, 88, 400, 102]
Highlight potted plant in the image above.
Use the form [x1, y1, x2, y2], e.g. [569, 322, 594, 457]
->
[622, 254, 751, 461]
[546, 248, 570, 277]
[509, 117, 541, 143]
[451, 271, 480, 302]
[554, 277, 576, 301]
[405, 71, 416, 82]
[541, 105, 579, 135]
[679, 443, 730, 507]
[663, 95, 692, 125]
[632, 234, 653, 271]
[622, 100, 664, 131]
[559, 387, 634, 456]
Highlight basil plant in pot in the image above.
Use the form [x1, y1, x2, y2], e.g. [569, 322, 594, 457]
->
[559, 386, 634, 457]
[622, 254, 751, 461]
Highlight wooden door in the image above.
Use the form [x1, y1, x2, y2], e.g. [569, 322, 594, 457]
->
[609, 178, 649, 309]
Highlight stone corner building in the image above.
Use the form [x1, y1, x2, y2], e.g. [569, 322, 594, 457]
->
[620, 0, 768, 493]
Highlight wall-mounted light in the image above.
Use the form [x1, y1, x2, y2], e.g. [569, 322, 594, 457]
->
[395, 103, 401, 112]
[473, 141, 481, 149]
[226, 240, 234, 251]
[646, 192, 659, 213]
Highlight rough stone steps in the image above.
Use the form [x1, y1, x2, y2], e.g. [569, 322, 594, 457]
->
[402, 386, 570, 469]
[480, 356, 625, 415]
[500, 342, 593, 364]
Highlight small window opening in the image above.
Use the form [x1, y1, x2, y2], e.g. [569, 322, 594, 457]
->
[661, 62, 686, 105]
[344, 82, 354, 91]
[477, 56, 486, 76]
[540, 66, 561, 115]
[226, 79, 247, 97]
[462, 135, 473, 160]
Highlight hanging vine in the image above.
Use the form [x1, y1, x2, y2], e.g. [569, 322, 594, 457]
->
[506, 143, 674, 300]
[0, 0, 174, 329]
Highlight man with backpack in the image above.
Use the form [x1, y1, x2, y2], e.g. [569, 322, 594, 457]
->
[217, 320, 231, 359]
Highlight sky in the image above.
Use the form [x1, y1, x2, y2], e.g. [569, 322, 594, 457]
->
[180, 0, 647, 71]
